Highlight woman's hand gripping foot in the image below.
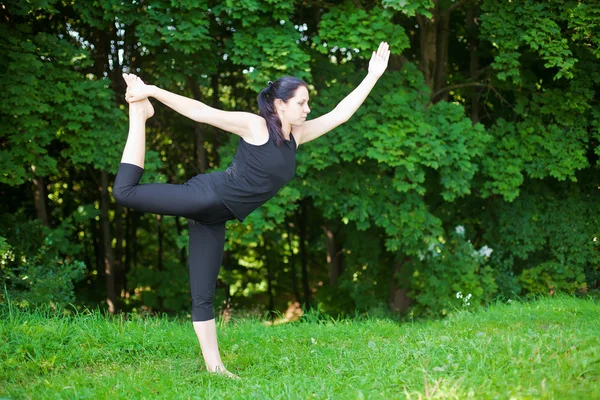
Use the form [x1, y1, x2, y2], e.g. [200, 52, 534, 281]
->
[123, 73, 154, 120]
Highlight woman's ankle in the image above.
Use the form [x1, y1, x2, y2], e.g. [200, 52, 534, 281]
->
[129, 99, 154, 120]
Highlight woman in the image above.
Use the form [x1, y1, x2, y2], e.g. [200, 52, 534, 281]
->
[114, 42, 390, 377]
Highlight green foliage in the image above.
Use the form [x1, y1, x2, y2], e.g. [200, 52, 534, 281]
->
[2, 0, 600, 320]
[213, 0, 295, 27]
[0, 206, 97, 307]
[132, 0, 211, 54]
[480, 179, 599, 298]
[382, 0, 434, 18]
[0, 20, 126, 184]
[301, 65, 489, 257]
[480, 0, 579, 82]
[121, 214, 191, 315]
[228, 24, 312, 91]
[563, 1, 600, 58]
[520, 262, 587, 295]
[406, 229, 497, 316]
[316, 3, 410, 56]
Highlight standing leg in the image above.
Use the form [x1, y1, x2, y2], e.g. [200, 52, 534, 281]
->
[118, 74, 238, 377]
[188, 219, 238, 378]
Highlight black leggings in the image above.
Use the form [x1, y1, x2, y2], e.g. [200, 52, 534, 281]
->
[113, 163, 235, 321]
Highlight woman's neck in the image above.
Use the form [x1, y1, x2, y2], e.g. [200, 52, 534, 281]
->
[281, 121, 292, 139]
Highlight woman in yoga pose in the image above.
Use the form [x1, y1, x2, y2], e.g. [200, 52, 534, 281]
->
[114, 42, 390, 377]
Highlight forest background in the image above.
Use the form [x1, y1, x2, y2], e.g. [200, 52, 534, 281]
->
[1, 0, 599, 320]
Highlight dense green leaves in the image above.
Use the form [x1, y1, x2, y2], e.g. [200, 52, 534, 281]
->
[133, 0, 211, 54]
[1, 0, 599, 318]
[228, 24, 312, 90]
[481, 0, 578, 82]
[316, 3, 410, 56]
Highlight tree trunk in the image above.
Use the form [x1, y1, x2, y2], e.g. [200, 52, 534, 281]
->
[467, 3, 482, 123]
[388, 260, 412, 313]
[211, 73, 221, 161]
[188, 77, 208, 173]
[286, 220, 300, 302]
[157, 214, 163, 271]
[124, 209, 132, 298]
[114, 203, 124, 299]
[433, 12, 450, 102]
[100, 170, 118, 314]
[297, 201, 311, 308]
[175, 216, 187, 265]
[132, 211, 138, 271]
[156, 214, 164, 310]
[419, 0, 465, 103]
[32, 173, 51, 227]
[124, 209, 139, 297]
[91, 217, 103, 280]
[322, 223, 343, 286]
[417, 2, 438, 90]
[265, 249, 275, 318]
[195, 124, 207, 174]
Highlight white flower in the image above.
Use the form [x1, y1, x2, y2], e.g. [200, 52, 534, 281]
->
[427, 242, 441, 257]
[456, 292, 463, 299]
[455, 225, 465, 236]
[478, 245, 493, 258]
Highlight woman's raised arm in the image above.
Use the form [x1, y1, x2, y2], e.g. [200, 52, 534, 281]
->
[296, 42, 390, 145]
[124, 73, 263, 139]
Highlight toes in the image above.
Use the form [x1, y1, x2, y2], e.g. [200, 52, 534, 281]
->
[123, 73, 133, 87]
[132, 74, 145, 85]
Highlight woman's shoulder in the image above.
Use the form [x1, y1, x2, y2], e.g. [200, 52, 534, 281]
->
[243, 116, 269, 146]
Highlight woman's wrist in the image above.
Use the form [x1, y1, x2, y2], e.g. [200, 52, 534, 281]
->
[147, 85, 159, 98]
[365, 72, 380, 83]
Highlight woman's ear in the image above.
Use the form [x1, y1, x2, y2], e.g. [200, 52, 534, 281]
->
[274, 98, 285, 112]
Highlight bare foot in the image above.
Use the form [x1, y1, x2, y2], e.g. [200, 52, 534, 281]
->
[122, 73, 154, 118]
[123, 73, 153, 119]
[209, 365, 240, 380]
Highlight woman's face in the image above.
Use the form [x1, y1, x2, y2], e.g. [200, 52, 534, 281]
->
[279, 86, 311, 126]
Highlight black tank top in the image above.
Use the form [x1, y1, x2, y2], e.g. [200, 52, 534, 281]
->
[209, 133, 297, 221]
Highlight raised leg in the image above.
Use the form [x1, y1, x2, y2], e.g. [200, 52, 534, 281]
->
[113, 75, 225, 218]
[120, 73, 154, 168]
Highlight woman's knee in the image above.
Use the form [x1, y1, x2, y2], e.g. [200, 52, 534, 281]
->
[112, 182, 135, 206]
[113, 163, 143, 206]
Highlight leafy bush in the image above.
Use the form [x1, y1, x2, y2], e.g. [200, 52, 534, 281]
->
[405, 227, 497, 316]
[520, 262, 587, 295]
[0, 206, 95, 308]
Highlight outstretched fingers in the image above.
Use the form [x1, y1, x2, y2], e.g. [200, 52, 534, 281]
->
[376, 41, 390, 61]
[368, 42, 391, 78]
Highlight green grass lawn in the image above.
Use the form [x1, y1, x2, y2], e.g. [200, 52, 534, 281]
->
[1, 296, 599, 399]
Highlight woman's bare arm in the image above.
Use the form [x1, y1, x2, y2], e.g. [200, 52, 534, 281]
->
[124, 73, 263, 139]
[296, 42, 390, 145]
